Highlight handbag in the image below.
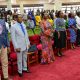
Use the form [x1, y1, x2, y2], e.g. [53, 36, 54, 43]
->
[28, 45, 37, 52]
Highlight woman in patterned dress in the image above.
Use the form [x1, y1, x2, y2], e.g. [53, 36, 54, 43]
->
[40, 13, 55, 64]
[68, 13, 77, 49]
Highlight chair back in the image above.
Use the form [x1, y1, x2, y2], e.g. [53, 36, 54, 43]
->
[29, 35, 41, 45]
[10, 41, 15, 52]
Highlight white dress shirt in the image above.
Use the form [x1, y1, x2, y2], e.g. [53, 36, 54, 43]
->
[75, 15, 80, 29]
[5, 22, 10, 33]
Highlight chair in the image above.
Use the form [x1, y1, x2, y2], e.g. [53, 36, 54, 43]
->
[29, 34, 42, 63]
[27, 51, 38, 66]
[29, 34, 41, 45]
[8, 41, 17, 75]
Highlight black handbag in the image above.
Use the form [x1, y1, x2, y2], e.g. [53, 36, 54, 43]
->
[28, 45, 37, 52]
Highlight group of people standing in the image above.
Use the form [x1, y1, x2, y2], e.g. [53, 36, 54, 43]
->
[40, 10, 80, 64]
[0, 8, 80, 80]
[0, 10, 31, 79]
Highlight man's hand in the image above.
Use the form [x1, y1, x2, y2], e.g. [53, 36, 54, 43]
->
[27, 45, 30, 49]
[7, 47, 10, 53]
[15, 48, 21, 52]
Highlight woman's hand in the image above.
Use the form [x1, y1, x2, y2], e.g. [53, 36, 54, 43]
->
[58, 32, 60, 39]
[72, 26, 77, 33]
[74, 28, 77, 33]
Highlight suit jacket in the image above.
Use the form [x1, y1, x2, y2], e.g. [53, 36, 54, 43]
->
[11, 22, 30, 51]
[0, 19, 10, 49]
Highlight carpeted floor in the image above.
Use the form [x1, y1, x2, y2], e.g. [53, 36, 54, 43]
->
[7, 47, 80, 80]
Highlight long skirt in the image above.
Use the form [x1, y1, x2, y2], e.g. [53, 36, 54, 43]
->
[69, 28, 77, 43]
[54, 31, 66, 49]
[41, 35, 54, 63]
[77, 29, 80, 45]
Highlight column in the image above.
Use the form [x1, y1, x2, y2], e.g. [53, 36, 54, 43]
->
[44, 3, 54, 10]
[7, 0, 12, 10]
[20, 2, 24, 14]
[54, 0, 62, 11]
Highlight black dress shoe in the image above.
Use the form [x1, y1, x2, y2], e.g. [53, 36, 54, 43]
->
[18, 72, 23, 77]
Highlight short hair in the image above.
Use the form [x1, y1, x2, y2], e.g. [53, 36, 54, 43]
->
[56, 11, 62, 18]
[7, 10, 12, 15]
[13, 14, 22, 20]
[13, 15, 18, 20]
[68, 13, 72, 18]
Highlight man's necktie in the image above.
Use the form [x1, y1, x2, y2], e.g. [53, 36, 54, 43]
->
[20, 23, 25, 35]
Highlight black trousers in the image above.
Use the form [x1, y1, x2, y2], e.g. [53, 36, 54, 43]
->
[77, 29, 80, 45]
[54, 31, 66, 49]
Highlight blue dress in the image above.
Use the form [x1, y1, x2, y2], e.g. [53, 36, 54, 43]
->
[68, 18, 77, 43]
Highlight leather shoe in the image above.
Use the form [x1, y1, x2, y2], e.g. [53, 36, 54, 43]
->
[18, 72, 23, 77]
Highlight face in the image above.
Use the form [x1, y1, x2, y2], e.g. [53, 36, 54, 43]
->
[17, 15, 23, 23]
[48, 15, 51, 19]
[44, 14, 48, 20]
[60, 11, 64, 18]
[30, 16, 32, 20]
